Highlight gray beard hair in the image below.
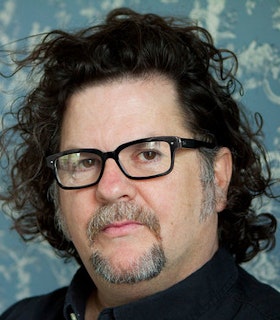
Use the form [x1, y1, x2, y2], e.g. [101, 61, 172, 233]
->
[50, 156, 224, 284]
[91, 243, 166, 284]
[49, 183, 71, 241]
[50, 189, 167, 284]
[87, 201, 166, 284]
[199, 152, 226, 221]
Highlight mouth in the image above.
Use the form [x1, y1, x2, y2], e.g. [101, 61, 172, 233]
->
[87, 202, 162, 244]
[101, 221, 143, 237]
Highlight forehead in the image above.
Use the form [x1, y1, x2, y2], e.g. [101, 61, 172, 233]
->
[60, 75, 188, 150]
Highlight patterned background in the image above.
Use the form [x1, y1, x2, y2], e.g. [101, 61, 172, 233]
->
[0, 0, 279, 314]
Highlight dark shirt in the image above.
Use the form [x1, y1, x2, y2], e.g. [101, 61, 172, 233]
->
[1, 248, 280, 319]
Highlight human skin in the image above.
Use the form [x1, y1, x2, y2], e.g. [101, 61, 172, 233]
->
[58, 74, 232, 317]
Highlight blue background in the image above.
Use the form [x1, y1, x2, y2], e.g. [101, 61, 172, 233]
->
[0, 0, 280, 313]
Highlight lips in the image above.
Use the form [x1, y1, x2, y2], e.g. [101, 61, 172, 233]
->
[87, 202, 161, 244]
[102, 221, 143, 237]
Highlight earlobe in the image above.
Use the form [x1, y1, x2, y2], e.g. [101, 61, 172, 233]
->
[214, 147, 232, 212]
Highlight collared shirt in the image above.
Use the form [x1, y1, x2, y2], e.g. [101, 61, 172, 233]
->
[1, 248, 280, 319]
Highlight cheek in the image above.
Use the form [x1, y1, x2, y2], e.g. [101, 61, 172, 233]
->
[59, 191, 98, 264]
[59, 190, 94, 242]
[142, 165, 204, 242]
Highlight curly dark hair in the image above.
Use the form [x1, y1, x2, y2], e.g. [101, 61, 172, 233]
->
[0, 7, 278, 264]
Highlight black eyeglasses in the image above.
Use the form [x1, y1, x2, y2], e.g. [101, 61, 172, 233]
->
[46, 136, 216, 190]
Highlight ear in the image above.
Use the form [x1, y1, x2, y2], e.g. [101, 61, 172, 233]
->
[214, 147, 232, 212]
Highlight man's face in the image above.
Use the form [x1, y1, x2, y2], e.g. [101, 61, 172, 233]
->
[58, 74, 230, 287]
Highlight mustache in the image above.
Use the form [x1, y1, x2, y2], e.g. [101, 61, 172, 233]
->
[87, 202, 161, 243]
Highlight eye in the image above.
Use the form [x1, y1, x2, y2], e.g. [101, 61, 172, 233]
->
[77, 157, 101, 170]
[80, 158, 96, 168]
[135, 149, 163, 163]
[140, 150, 159, 161]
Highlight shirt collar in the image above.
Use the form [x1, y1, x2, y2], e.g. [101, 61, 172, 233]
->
[64, 248, 238, 319]
[64, 266, 95, 320]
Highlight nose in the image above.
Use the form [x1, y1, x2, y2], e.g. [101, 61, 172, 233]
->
[95, 158, 137, 204]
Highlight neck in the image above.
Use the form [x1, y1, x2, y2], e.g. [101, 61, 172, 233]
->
[89, 275, 165, 309]
[85, 260, 203, 317]
[85, 243, 219, 318]
[85, 281, 155, 320]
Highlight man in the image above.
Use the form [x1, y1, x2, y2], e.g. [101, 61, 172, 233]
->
[0, 7, 279, 320]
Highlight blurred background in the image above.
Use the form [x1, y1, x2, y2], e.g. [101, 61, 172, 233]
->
[0, 0, 279, 313]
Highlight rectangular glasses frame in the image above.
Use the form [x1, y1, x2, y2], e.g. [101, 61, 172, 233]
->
[46, 136, 216, 190]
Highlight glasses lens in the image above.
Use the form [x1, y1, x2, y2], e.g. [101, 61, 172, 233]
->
[55, 152, 102, 188]
[119, 140, 172, 178]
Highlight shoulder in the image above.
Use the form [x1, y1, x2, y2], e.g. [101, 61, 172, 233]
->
[0, 287, 67, 320]
[234, 266, 280, 319]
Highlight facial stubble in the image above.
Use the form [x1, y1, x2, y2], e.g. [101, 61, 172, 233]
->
[52, 152, 223, 285]
[86, 202, 167, 284]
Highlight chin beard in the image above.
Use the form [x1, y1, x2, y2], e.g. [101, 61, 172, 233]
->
[87, 202, 166, 284]
[90, 243, 166, 284]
